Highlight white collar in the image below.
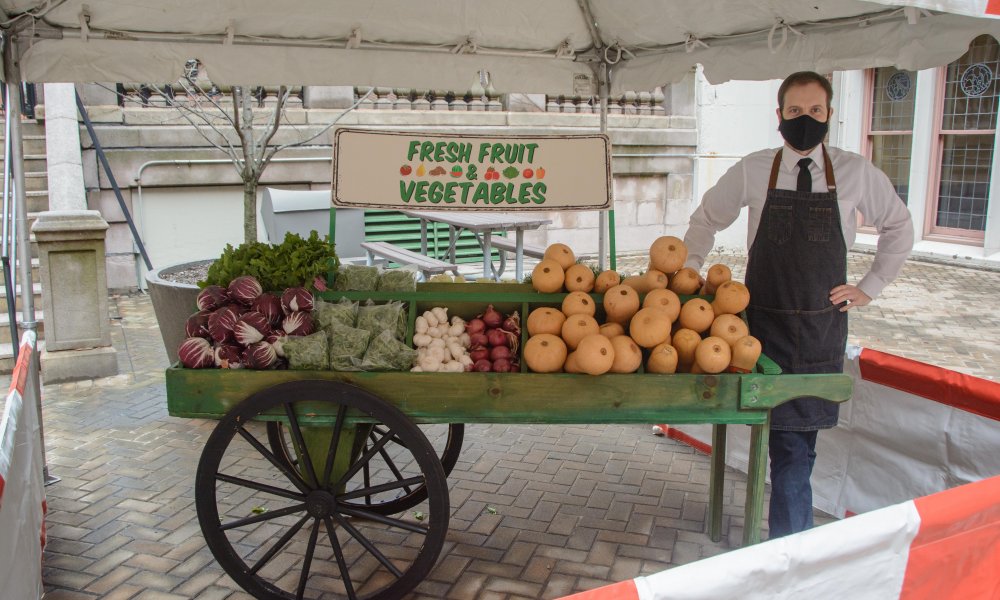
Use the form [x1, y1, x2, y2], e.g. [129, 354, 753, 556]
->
[781, 143, 826, 173]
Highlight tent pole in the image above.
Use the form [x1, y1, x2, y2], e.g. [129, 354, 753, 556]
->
[3, 32, 54, 485]
[598, 61, 616, 272]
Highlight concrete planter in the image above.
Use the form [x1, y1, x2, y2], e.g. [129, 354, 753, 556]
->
[146, 260, 213, 365]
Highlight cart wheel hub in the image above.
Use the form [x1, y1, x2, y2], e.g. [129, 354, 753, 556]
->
[305, 490, 337, 517]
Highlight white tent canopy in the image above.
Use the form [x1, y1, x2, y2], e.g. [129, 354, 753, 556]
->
[1, 0, 1000, 93]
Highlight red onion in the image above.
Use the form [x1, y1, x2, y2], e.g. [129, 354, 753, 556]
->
[469, 347, 490, 362]
[486, 328, 508, 348]
[502, 311, 521, 334]
[473, 359, 493, 372]
[482, 305, 502, 329]
[466, 318, 486, 335]
[469, 332, 488, 347]
[492, 358, 512, 372]
[490, 346, 511, 361]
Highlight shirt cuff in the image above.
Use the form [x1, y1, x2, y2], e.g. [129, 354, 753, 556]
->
[856, 273, 887, 300]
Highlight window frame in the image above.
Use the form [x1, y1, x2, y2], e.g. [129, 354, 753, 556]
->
[924, 39, 998, 244]
[860, 68, 917, 232]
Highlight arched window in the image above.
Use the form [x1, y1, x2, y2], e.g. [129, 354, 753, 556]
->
[929, 34, 998, 241]
[863, 67, 917, 206]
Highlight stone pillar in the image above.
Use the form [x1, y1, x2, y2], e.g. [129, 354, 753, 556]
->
[33, 211, 118, 382]
[42, 83, 88, 211]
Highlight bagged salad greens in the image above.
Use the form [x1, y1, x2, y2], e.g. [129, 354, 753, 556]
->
[283, 331, 330, 370]
[360, 330, 418, 371]
[356, 300, 407, 342]
[313, 296, 358, 329]
[376, 268, 418, 292]
[333, 264, 379, 291]
[328, 323, 370, 371]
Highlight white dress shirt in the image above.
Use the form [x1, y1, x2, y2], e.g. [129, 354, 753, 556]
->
[683, 143, 914, 299]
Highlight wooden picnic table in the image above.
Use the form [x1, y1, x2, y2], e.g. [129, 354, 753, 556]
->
[400, 210, 552, 281]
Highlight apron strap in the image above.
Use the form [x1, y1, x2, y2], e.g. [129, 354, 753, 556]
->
[822, 145, 837, 191]
[768, 151, 782, 190]
[768, 146, 838, 192]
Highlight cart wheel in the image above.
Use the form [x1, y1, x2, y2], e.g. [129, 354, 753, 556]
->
[266, 422, 463, 515]
[195, 380, 449, 600]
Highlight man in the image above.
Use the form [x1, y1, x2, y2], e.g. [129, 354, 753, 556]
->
[682, 71, 914, 538]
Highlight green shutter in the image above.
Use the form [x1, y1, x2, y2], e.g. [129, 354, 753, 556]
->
[364, 210, 501, 265]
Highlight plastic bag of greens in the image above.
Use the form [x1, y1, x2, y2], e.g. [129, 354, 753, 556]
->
[328, 323, 370, 371]
[333, 264, 379, 291]
[359, 329, 418, 371]
[376, 267, 418, 292]
[356, 300, 407, 342]
[314, 296, 358, 330]
[284, 331, 330, 370]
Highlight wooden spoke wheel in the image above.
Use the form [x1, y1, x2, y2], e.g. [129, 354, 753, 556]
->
[195, 380, 449, 600]
[266, 421, 463, 515]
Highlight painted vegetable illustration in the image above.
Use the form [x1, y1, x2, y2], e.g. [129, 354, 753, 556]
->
[522, 168, 534, 178]
[536, 167, 546, 179]
[450, 165, 463, 177]
[429, 166, 447, 176]
[400, 164, 412, 176]
[416, 164, 426, 176]
[502, 166, 519, 179]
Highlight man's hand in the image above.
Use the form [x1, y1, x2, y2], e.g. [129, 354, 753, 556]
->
[829, 284, 871, 312]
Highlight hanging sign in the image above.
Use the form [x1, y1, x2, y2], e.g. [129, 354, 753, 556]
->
[332, 129, 611, 210]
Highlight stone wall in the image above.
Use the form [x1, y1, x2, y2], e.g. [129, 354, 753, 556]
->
[48, 78, 697, 289]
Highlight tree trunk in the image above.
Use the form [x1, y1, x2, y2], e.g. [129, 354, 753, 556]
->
[244, 179, 258, 242]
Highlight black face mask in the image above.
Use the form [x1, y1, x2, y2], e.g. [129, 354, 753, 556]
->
[778, 114, 829, 152]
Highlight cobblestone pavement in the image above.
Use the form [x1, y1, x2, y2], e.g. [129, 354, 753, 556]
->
[37, 251, 1000, 599]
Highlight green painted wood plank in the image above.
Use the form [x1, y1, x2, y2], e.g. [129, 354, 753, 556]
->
[740, 374, 853, 409]
[709, 424, 727, 542]
[167, 369, 767, 424]
[743, 420, 770, 545]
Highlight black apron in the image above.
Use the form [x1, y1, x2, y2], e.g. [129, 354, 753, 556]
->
[745, 147, 848, 431]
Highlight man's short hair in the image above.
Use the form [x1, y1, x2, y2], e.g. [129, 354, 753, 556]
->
[778, 71, 834, 111]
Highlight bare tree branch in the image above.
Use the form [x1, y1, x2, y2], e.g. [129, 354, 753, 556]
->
[110, 83, 243, 169]
[176, 77, 238, 130]
[257, 86, 292, 174]
[271, 87, 374, 155]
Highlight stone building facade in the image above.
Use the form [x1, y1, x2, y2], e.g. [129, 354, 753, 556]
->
[40, 78, 698, 290]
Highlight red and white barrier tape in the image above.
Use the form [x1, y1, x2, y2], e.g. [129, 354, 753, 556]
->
[560, 475, 1000, 600]
[658, 347, 1000, 517]
[0, 331, 45, 599]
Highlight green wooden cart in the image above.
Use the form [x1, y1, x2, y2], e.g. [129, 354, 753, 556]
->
[165, 283, 852, 600]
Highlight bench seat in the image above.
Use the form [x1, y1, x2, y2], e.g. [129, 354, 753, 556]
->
[489, 236, 546, 259]
[360, 241, 459, 278]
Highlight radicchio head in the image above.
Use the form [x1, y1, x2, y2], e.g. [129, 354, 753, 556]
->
[228, 275, 263, 306]
[196, 285, 229, 312]
[178, 337, 215, 369]
[281, 287, 314, 314]
[234, 311, 271, 346]
[251, 293, 283, 327]
[282, 311, 315, 337]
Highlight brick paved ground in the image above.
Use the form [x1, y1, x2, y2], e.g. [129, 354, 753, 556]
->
[35, 251, 1000, 599]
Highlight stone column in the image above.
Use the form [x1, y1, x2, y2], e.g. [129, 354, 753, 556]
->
[33, 211, 118, 382]
[42, 83, 88, 211]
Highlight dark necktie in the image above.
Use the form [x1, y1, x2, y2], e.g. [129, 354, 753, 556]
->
[797, 158, 813, 192]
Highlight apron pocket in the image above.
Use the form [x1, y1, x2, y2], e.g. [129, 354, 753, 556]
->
[807, 206, 834, 243]
[766, 205, 793, 246]
[791, 304, 846, 369]
[747, 304, 846, 372]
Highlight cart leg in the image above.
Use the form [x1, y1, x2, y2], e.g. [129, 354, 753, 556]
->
[743, 420, 770, 545]
[708, 424, 727, 542]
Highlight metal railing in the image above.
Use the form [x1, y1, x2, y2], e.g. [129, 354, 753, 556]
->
[2, 83, 20, 361]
